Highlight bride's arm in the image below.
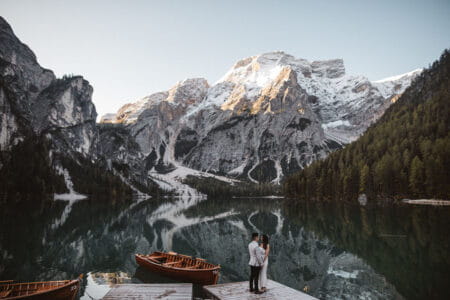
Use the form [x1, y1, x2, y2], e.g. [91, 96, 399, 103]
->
[265, 245, 270, 260]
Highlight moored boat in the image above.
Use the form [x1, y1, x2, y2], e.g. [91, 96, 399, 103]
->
[0, 275, 81, 300]
[135, 251, 220, 285]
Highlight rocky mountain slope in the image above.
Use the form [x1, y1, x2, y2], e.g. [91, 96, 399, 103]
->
[0, 18, 97, 155]
[101, 52, 420, 189]
[0, 17, 132, 199]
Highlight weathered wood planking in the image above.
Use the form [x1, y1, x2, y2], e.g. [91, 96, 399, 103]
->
[102, 283, 192, 299]
[203, 280, 318, 300]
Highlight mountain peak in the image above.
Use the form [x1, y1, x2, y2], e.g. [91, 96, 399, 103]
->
[0, 16, 38, 67]
[218, 51, 346, 87]
[372, 68, 422, 99]
[230, 51, 290, 70]
[373, 68, 423, 83]
[166, 78, 209, 104]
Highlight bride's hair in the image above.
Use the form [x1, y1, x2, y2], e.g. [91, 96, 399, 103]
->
[262, 234, 269, 249]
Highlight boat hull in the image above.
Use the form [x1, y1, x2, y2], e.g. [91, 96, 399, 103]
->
[135, 254, 220, 285]
[0, 278, 80, 300]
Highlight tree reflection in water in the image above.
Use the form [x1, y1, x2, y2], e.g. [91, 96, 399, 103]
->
[0, 196, 448, 299]
[285, 200, 450, 300]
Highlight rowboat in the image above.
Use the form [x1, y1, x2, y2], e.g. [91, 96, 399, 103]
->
[0, 275, 81, 300]
[135, 252, 220, 285]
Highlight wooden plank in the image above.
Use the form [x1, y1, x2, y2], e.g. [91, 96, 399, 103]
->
[185, 264, 201, 269]
[0, 280, 14, 283]
[203, 280, 317, 300]
[102, 283, 192, 300]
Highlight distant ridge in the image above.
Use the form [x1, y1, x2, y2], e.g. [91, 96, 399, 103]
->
[284, 49, 450, 203]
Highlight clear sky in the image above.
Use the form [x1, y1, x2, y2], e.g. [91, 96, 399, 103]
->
[1, 0, 449, 118]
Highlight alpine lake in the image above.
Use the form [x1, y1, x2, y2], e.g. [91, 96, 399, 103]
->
[0, 195, 449, 299]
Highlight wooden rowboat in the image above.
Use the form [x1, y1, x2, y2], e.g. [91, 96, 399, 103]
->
[135, 252, 220, 285]
[0, 275, 81, 300]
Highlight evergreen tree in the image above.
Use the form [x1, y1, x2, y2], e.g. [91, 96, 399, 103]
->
[359, 164, 370, 194]
[409, 156, 425, 197]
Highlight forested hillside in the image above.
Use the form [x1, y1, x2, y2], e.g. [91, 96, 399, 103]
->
[0, 135, 134, 200]
[284, 50, 450, 202]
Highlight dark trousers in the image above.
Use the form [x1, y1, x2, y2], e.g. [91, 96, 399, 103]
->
[249, 266, 261, 291]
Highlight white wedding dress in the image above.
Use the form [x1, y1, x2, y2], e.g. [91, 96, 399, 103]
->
[258, 246, 268, 288]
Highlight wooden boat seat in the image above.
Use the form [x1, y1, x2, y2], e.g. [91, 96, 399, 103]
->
[148, 255, 165, 259]
[163, 261, 181, 266]
[148, 258, 162, 264]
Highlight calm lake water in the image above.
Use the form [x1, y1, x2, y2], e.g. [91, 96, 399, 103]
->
[0, 195, 449, 299]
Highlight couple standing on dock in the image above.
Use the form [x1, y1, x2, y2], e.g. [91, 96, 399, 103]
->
[248, 232, 270, 294]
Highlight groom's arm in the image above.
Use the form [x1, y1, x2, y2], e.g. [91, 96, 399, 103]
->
[254, 247, 263, 266]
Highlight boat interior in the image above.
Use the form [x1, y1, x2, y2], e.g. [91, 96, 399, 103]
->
[140, 251, 220, 270]
[0, 280, 72, 299]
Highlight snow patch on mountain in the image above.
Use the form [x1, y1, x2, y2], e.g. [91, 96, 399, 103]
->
[148, 164, 238, 197]
[373, 68, 422, 99]
[53, 165, 87, 201]
[322, 120, 351, 129]
[374, 68, 423, 83]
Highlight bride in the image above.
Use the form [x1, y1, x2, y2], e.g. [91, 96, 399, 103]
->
[259, 234, 270, 292]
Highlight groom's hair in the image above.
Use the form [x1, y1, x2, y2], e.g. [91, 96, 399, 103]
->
[252, 232, 259, 240]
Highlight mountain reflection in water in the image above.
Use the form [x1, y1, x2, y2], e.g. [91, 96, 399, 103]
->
[0, 196, 448, 299]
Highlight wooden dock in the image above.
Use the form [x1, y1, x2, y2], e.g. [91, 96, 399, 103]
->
[101, 280, 317, 299]
[102, 283, 192, 299]
[203, 280, 317, 300]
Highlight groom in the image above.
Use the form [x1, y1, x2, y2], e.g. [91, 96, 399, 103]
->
[248, 232, 264, 294]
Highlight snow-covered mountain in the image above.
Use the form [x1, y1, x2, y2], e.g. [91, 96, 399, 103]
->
[0, 15, 421, 195]
[100, 51, 420, 188]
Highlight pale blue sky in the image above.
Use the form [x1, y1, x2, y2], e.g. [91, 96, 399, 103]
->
[1, 0, 449, 117]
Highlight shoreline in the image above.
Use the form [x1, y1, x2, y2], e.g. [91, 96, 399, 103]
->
[402, 199, 450, 206]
